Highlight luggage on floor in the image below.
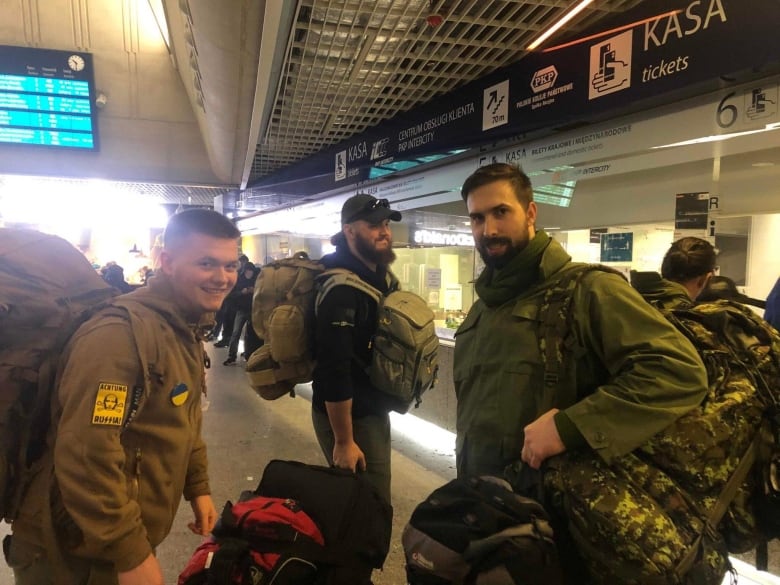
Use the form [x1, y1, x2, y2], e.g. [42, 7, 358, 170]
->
[255, 459, 393, 585]
[178, 493, 326, 585]
[402, 475, 563, 585]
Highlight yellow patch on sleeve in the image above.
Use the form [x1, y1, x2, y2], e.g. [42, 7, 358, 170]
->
[92, 382, 128, 426]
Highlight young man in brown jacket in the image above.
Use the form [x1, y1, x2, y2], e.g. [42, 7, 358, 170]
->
[7, 209, 241, 585]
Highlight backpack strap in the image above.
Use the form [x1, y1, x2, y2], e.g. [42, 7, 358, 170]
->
[100, 300, 159, 430]
[536, 264, 625, 409]
[314, 268, 382, 315]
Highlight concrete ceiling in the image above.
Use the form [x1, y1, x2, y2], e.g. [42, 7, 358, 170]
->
[0, 0, 642, 210]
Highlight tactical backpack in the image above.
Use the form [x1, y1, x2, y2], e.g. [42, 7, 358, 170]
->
[178, 494, 326, 585]
[0, 228, 118, 522]
[403, 474, 563, 585]
[246, 254, 439, 412]
[639, 299, 780, 566]
[537, 265, 780, 583]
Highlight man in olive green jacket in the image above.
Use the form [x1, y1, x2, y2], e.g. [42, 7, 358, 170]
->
[8, 210, 241, 585]
[454, 163, 708, 479]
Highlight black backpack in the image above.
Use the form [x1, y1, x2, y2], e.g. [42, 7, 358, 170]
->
[402, 475, 563, 585]
[255, 459, 393, 585]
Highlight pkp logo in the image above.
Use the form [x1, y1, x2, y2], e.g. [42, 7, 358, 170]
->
[531, 66, 557, 93]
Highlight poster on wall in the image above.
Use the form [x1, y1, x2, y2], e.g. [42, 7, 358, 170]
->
[600, 232, 633, 262]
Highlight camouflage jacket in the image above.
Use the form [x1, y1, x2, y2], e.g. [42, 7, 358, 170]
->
[453, 239, 708, 478]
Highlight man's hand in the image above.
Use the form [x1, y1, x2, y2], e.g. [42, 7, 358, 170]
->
[188, 494, 218, 536]
[521, 408, 565, 469]
[118, 553, 164, 585]
[332, 440, 366, 473]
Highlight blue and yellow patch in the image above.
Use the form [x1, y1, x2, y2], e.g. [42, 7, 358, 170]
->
[92, 382, 128, 426]
[170, 383, 189, 406]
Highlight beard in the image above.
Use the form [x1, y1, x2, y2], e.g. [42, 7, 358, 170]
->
[354, 231, 396, 266]
[477, 233, 531, 269]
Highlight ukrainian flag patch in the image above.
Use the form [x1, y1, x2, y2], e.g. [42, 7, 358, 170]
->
[170, 383, 189, 406]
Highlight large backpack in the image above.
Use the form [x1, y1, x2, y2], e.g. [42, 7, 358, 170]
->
[246, 254, 439, 412]
[0, 228, 118, 522]
[638, 299, 780, 564]
[537, 266, 780, 582]
[254, 459, 393, 585]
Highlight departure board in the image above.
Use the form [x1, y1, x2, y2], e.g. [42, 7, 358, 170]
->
[0, 45, 98, 151]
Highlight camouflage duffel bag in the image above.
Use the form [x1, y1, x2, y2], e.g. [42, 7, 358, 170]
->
[544, 450, 731, 585]
[637, 340, 766, 553]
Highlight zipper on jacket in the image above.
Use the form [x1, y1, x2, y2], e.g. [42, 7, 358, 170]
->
[132, 448, 142, 500]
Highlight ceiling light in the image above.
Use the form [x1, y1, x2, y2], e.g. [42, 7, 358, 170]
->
[527, 0, 595, 51]
[752, 162, 776, 167]
[652, 122, 780, 149]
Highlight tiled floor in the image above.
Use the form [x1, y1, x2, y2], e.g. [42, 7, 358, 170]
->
[1, 342, 779, 584]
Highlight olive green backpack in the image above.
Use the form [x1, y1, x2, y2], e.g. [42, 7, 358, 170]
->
[246, 254, 438, 413]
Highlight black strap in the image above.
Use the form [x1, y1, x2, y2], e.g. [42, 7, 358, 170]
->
[209, 538, 251, 585]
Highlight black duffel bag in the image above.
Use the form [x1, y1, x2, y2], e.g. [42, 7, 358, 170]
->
[255, 459, 392, 585]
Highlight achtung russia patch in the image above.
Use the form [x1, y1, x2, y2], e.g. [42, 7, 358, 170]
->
[170, 383, 189, 406]
[92, 382, 128, 426]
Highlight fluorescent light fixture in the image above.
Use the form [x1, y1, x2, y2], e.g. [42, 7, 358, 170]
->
[652, 122, 780, 149]
[145, 0, 171, 52]
[542, 11, 682, 53]
[527, 0, 595, 51]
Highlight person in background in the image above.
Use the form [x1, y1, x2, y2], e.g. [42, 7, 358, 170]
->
[212, 254, 249, 345]
[7, 209, 241, 585]
[765, 277, 780, 330]
[223, 261, 258, 365]
[102, 263, 134, 294]
[630, 236, 718, 308]
[311, 193, 402, 504]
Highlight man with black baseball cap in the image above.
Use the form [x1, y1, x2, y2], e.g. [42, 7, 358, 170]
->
[311, 193, 402, 504]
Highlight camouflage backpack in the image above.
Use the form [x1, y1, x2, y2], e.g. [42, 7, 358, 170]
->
[640, 300, 780, 567]
[535, 266, 751, 585]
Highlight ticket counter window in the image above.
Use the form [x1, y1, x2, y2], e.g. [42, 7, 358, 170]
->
[395, 230, 479, 340]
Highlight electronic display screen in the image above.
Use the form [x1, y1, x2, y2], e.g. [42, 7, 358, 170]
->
[0, 44, 98, 151]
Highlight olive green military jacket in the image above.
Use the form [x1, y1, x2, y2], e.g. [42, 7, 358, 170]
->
[454, 240, 708, 477]
[13, 275, 212, 575]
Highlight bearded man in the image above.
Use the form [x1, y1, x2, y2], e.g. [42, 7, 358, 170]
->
[454, 163, 707, 479]
[311, 193, 401, 504]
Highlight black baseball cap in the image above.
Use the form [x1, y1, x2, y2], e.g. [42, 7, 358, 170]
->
[341, 193, 402, 224]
